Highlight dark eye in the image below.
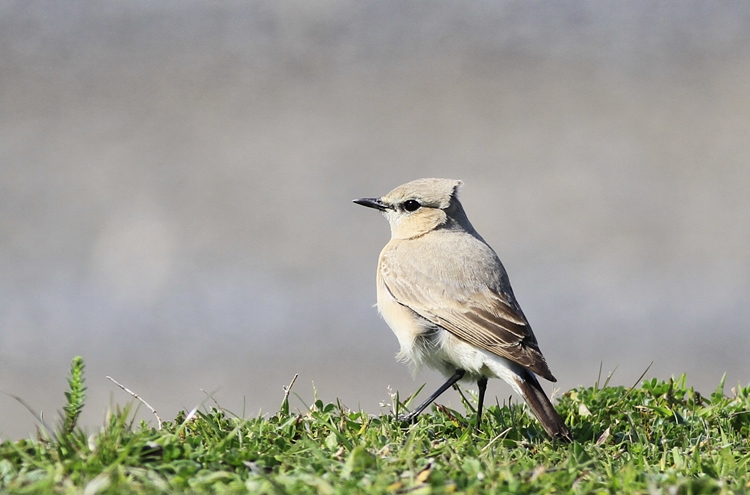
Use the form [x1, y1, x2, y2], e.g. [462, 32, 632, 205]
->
[402, 200, 421, 212]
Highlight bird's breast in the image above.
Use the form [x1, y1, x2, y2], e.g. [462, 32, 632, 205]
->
[377, 274, 423, 341]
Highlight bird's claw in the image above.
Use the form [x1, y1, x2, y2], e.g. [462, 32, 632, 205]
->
[396, 413, 418, 423]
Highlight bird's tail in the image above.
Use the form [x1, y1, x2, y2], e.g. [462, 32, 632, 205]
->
[514, 369, 572, 441]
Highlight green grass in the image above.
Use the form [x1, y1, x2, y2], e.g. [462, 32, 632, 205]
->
[1, 361, 749, 494]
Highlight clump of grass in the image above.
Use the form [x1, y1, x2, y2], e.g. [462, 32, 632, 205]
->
[1, 370, 749, 494]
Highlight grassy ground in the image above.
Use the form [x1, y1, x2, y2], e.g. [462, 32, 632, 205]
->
[1, 360, 749, 494]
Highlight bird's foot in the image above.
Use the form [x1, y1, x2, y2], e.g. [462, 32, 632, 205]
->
[396, 412, 419, 423]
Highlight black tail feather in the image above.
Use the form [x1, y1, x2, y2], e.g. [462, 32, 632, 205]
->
[515, 369, 572, 441]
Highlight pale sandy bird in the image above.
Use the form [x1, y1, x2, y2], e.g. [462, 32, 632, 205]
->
[354, 178, 571, 440]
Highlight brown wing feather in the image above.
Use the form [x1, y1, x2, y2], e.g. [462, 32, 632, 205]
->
[380, 252, 556, 381]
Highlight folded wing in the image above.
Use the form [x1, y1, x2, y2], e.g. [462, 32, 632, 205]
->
[380, 249, 556, 381]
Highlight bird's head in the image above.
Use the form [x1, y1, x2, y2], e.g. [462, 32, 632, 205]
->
[354, 178, 471, 239]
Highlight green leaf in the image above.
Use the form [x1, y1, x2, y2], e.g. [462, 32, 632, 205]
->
[341, 447, 375, 478]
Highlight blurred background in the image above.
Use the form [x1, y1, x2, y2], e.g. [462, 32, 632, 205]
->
[2, 1, 749, 439]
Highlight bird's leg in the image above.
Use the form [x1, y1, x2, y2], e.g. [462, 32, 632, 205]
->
[476, 377, 488, 429]
[398, 369, 466, 422]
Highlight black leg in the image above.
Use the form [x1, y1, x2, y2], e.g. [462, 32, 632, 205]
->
[398, 369, 466, 422]
[476, 377, 488, 428]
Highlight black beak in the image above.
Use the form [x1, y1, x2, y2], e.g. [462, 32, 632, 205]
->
[353, 197, 389, 211]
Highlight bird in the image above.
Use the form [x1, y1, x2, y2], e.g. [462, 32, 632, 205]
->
[353, 178, 571, 440]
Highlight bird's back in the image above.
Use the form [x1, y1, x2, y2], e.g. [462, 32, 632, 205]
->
[378, 227, 556, 381]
